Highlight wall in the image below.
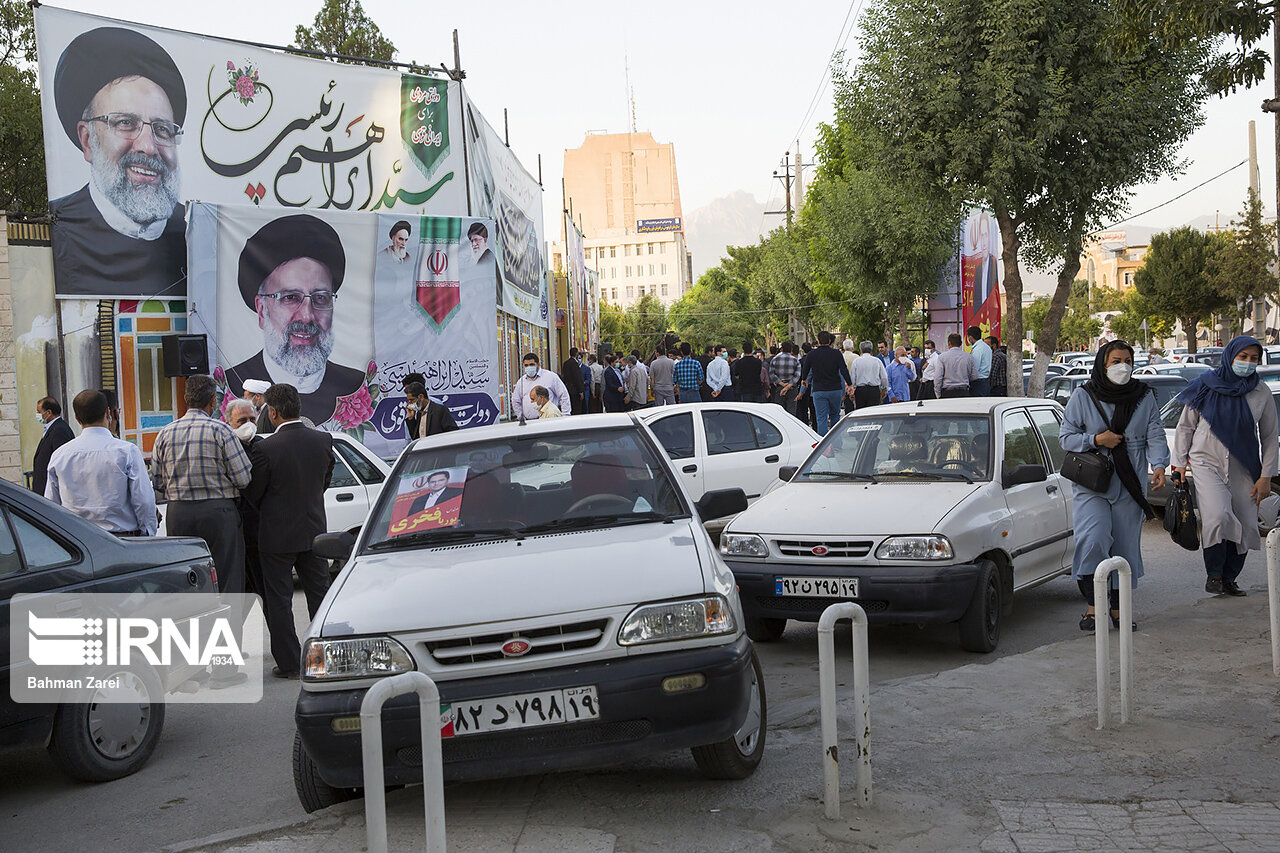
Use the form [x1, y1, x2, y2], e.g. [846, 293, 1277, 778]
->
[0, 215, 27, 484]
[8, 230, 60, 478]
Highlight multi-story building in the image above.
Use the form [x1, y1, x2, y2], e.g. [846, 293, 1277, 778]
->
[1080, 230, 1149, 292]
[562, 132, 693, 307]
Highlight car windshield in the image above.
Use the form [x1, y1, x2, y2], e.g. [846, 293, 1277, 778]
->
[362, 427, 687, 550]
[799, 414, 992, 482]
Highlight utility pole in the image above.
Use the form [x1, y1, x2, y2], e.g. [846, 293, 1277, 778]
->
[1265, 8, 1280, 344]
[1250, 120, 1266, 338]
[764, 151, 794, 226]
[794, 140, 805, 210]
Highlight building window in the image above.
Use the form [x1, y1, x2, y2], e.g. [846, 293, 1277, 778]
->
[625, 266, 632, 277]
[610, 247, 617, 258]
[661, 243, 668, 253]
[662, 284, 668, 296]
[611, 288, 618, 301]
[649, 264, 655, 276]
[624, 245, 631, 256]
[648, 243, 655, 254]
[626, 286, 634, 298]
[611, 268, 616, 279]
[661, 263, 667, 275]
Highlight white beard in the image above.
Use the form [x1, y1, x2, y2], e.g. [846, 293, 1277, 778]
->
[263, 321, 334, 378]
[88, 127, 180, 226]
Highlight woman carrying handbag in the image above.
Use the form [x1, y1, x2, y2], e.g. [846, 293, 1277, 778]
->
[1169, 335, 1279, 597]
[1059, 341, 1169, 632]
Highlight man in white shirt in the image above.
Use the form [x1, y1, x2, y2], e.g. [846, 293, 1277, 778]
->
[919, 339, 941, 399]
[850, 341, 890, 409]
[45, 389, 157, 536]
[510, 352, 572, 420]
[706, 346, 734, 400]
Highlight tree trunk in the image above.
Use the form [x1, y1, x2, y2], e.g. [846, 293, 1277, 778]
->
[994, 205, 1025, 397]
[1028, 244, 1084, 399]
[898, 306, 909, 349]
[1184, 318, 1198, 353]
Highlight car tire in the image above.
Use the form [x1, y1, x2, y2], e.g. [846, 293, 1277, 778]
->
[958, 560, 1001, 653]
[691, 647, 767, 779]
[743, 615, 786, 642]
[293, 730, 358, 813]
[47, 667, 165, 782]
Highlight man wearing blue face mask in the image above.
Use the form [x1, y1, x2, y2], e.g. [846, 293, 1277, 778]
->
[511, 352, 572, 420]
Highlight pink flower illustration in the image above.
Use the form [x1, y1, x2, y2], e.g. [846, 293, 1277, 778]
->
[213, 366, 226, 384]
[227, 60, 236, 70]
[332, 384, 375, 429]
[235, 74, 256, 100]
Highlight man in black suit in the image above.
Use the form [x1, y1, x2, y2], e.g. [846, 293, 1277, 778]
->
[561, 348, 587, 415]
[243, 384, 334, 678]
[404, 381, 458, 440]
[32, 397, 75, 496]
[407, 470, 464, 516]
[226, 214, 366, 425]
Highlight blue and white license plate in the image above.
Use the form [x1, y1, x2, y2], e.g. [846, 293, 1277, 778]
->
[775, 576, 859, 598]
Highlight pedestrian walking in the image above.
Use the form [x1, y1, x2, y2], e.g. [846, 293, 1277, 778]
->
[531, 385, 563, 418]
[45, 389, 157, 537]
[650, 348, 677, 405]
[511, 353, 572, 420]
[674, 344, 705, 404]
[243, 384, 335, 678]
[987, 337, 1008, 397]
[561, 348, 587, 415]
[968, 326, 992, 396]
[602, 354, 628, 413]
[404, 381, 459, 438]
[800, 331, 855, 434]
[1060, 341, 1168, 631]
[887, 346, 916, 403]
[936, 334, 978, 397]
[1170, 336, 1279, 597]
[32, 396, 75, 497]
[850, 341, 889, 408]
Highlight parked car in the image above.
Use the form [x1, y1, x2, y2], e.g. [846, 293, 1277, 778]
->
[1134, 363, 1212, 380]
[636, 402, 819, 504]
[293, 413, 765, 811]
[0, 479, 219, 781]
[1044, 374, 1187, 412]
[720, 398, 1073, 653]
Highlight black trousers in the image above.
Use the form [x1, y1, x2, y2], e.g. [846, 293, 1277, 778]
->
[259, 549, 330, 672]
[940, 386, 970, 398]
[854, 385, 881, 409]
[166, 499, 245, 596]
[1203, 541, 1247, 582]
[1077, 579, 1120, 610]
[919, 381, 936, 400]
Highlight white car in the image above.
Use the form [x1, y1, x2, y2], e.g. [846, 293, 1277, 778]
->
[636, 402, 819, 503]
[720, 398, 1073, 652]
[157, 432, 391, 543]
[1134, 363, 1211, 380]
[293, 413, 765, 811]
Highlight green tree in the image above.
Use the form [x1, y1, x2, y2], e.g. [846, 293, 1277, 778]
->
[851, 0, 1208, 395]
[1114, 0, 1270, 94]
[1134, 227, 1230, 353]
[1091, 285, 1127, 313]
[1108, 289, 1175, 347]
[598, 300, 629, 351]
[0, 0, 45, 213]
[293, 0, 396, 66]
[670, 267, 758, 353]
[1059, 281, 1103, 350]
[628, 293, 670, 358]
[1208, 188, 1277, 338]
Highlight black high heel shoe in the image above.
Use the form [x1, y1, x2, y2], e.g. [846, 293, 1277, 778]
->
[1079, 612, 1096, 631]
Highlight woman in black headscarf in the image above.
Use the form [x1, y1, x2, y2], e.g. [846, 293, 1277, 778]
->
[1059, 341, 1170, 631]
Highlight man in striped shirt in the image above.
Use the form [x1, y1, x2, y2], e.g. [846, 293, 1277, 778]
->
[673, 343, 705, 404]
[769, 342, 802, 415]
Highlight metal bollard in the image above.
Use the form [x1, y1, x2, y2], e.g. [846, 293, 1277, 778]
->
[360, 671, 447, 853]
[1094, 557, 1133, 728]
[817, 602, 871, 820]
[1267, 528, 1280, 678]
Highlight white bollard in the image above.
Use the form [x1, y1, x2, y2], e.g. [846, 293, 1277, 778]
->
[1267, 528, 1280, 678]
[1094, 557, 1134, 728]
[817, 602, 871, 820]
[360, 671, 447, 853]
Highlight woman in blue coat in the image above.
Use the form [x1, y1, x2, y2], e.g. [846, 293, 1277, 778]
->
[1059, 340, 1169, 631]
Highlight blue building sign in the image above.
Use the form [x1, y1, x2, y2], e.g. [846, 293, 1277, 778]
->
[636, 218, 682, 233]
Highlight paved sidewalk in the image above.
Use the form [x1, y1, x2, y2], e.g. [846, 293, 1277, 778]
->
[168, 587, 1280, 852]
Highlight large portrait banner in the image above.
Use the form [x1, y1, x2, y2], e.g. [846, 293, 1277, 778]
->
[961, 207, 1002, 342]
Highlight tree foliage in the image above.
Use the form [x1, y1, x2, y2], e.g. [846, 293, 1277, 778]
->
[1107, 289, 1175, 346]
[671, 264, 758, 352]
[1114, 0, 1271, 94]
[0, 0, 45, 213]
[293, 0, 396, 66]
[1134, 226, 1231, 353]
[1208, 187, 1277, 333]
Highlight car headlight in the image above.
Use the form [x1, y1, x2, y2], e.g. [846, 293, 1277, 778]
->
[303, 636, 415, 680]
[875, 535, 954, 561]
[720, 533, 768, 558]
[618, 595, 737, 646]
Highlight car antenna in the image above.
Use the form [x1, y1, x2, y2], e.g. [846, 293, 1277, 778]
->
[917, 399, 925, 407]
[518, 411, 527, 427]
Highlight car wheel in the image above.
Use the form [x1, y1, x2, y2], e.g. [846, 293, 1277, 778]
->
[691, 647, 767, 779]
[743, 615, 786, 642]
[958, 560, 1001, 653]
[47, 667, 165, 782]
[293, 731, 358, 813]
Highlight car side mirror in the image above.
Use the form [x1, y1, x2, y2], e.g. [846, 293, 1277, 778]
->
[778, 465, 798, 482]
[696, 488, 748, 520]
[1002, 463, 1047, 488]
[313, 531, 356, 561]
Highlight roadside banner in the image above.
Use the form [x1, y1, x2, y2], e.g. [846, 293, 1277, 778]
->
[35, 6, 464, 298]
[187, 203, 498, 459]
[961, 207, 1002, 341]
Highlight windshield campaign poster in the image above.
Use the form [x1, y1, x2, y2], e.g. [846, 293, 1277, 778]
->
[35, 6, 464, 299]
[187, 203, 498, 458]
[385, 467, 468, 538]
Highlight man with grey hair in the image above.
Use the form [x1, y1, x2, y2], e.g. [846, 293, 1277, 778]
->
[624, 355, 650, 410]
[850, 340, 889, 409]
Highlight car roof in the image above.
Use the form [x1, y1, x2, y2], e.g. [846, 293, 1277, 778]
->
[848, 397, 1061, 417]
[1136, 375, 1187, 385]
[636, 401, 788, 419]
[407, 412, 638, 451]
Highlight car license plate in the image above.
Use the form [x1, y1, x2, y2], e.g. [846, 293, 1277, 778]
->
[440, 686, 600, 738]
[775, 576, 859, 598]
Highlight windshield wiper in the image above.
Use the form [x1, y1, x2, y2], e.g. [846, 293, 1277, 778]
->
[367, 527, 524, 551]
[880, 470, 975, 485]
[801, 471, 879, 483]
[522, 511, 671, 535]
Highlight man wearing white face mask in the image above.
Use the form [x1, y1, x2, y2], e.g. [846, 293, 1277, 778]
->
[510, 352, 572, 421]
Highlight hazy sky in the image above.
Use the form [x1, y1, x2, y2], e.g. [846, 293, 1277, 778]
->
[44, 0, 1280, 247]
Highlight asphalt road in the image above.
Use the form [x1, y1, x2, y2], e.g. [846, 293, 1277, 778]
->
[0, 517, 1236, 852]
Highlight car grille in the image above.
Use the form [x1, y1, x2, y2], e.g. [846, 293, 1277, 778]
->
[773, 539, 875, 559]
[758, 595, 889, 613]
[397, 720, 652, 765]
[425, 619, 609, 666]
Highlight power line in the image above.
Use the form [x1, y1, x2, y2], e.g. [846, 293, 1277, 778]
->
[605, 300, 849, 318]
[1094, 159, 1248, 233]
[788, 0, 862, 149]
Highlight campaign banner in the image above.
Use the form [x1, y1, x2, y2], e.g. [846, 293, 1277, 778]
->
[187, 203, 498, 459]
[384, 467, 468, 538]
[35, 6, 464, 298]
[637, 217, 681, 233]
[961, 207, 1001, 342]
[565, 214, 589, 353]
[462, 93, 548, 326]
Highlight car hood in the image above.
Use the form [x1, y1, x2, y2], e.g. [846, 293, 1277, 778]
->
[726, 480, 982, 537]
[320, 521, 707, 636]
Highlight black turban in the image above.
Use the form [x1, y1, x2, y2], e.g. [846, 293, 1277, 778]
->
[237, 214, 346, 310]
[389, 220, 412, 239]
[54, 27, 187, 147]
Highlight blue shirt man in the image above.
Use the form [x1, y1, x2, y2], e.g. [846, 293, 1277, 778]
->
[886, 347, 916, 403]
[967, 326, 992, 396]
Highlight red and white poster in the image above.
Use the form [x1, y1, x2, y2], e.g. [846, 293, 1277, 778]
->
[385, 467, 469, 538]
[961, 208, 1001, 341]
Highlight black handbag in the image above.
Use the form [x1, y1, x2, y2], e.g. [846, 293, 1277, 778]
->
[1163, 474, 1200, 550]
[1060, 390, 1114, 492]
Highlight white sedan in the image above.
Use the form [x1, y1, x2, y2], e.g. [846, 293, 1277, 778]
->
[720, 398, 1073, 652]
[636, 402, 819, 503]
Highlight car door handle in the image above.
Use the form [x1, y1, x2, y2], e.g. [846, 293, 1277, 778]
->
[682, 464, 698, 473]
[765, 454, 780, 463]
[335, 492, 355, 502]
[1046, 484, 1058, 494]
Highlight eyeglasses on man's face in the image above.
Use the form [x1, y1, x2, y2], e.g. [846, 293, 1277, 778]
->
[258, 290, 337, 311]
[86, 113, 183, 146]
